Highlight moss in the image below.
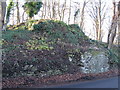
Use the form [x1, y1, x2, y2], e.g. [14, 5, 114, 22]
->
[90, 51, 101, 56]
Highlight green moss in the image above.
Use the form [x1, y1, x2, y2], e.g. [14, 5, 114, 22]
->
[89, 50, 101, 56]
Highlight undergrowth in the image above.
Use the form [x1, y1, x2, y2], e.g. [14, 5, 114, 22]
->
[3, 19, 88, 78]
[2, 19, 119, 78]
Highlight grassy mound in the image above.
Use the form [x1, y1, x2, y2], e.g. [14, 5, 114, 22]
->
[2, 19, 89, 77]
[2, 19, 119, 78]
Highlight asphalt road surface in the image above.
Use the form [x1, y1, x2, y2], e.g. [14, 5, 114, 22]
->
[47, 76, 119, 88]
[2, 76, 120, 90]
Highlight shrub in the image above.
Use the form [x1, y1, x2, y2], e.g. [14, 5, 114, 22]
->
[26, 37, 53, 50]
[26, 20, 38, 30]
[69, 24, 81, 30]
[2, 30, 31, 42]
[33, 21, 49, 31]
[65, 31, 79, 44]
[108, 48, 120, 66]
[33, 19, 68, 32]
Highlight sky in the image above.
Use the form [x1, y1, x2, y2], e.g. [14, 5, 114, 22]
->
[6, 0, 119, 42]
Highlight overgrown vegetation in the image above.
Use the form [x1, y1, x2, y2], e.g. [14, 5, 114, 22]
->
[107, 46, 120, 68]
[23, 2, 43, 19]
[2, 19, 119, 78]
[6, 0, 14, 23]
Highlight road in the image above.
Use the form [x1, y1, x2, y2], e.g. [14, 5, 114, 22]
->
[46, 76, 119, 88]
[2, 76, 119, 90]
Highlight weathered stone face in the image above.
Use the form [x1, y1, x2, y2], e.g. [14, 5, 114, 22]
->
[80, 51, 109, 73]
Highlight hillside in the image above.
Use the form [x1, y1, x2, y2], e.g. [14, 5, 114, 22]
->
[2, 19, 119, 88]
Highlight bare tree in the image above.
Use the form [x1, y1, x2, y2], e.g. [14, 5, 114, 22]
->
[57, 0, 62, 20]
[48, 0, 52, 19]
[44, 0, 47, 19]
[107, 1, 118, 49]
[73, 1, 88, 29]
[88, 0, 107, 41]
[16, 0, 20, 24]
[22, 10, 25, 23]
[0, 2, 6, 30]
[117, 1, 120, 46]
[74, 8, 80, 24]
[52, 0, 56, 19]
[68, 0, 72, 24]
[80, 1, 89, 29]
[0, 2, 3, 30]
[61, 0, 67, 21]
[12, 5, 15, 25]
[41, 0, 47, 19]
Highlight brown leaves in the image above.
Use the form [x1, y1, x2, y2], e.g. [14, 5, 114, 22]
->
[2, 69, 119, 88]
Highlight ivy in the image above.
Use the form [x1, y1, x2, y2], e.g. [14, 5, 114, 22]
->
[6, 0, 14, 22]
[23, 1, 43, 19]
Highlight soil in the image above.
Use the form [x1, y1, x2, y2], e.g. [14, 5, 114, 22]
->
[2, 69, 120, 88]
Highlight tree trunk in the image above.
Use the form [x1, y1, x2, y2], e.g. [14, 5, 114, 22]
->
[68, 0, 71, 24]
[61, 0, 66, 21]
[47, 0, 52, 19]
[89, 0, 106, 41]
[52, 0, 56, 19]
[80, 1, 88, 30]
[0, 2, 6, 30]
[44, 0, 47, 19]
[0, 2, 3, 30]
[107, 18, 117, 49]
[107, 1, 117, 49]
[58, 0, 62, 20]
[118, 19, 120, 47]
[16, 0, 20, 24]
[117, 1, 120, 46]
[98, 0, 102, 41]
[12, 6, 15, 25]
